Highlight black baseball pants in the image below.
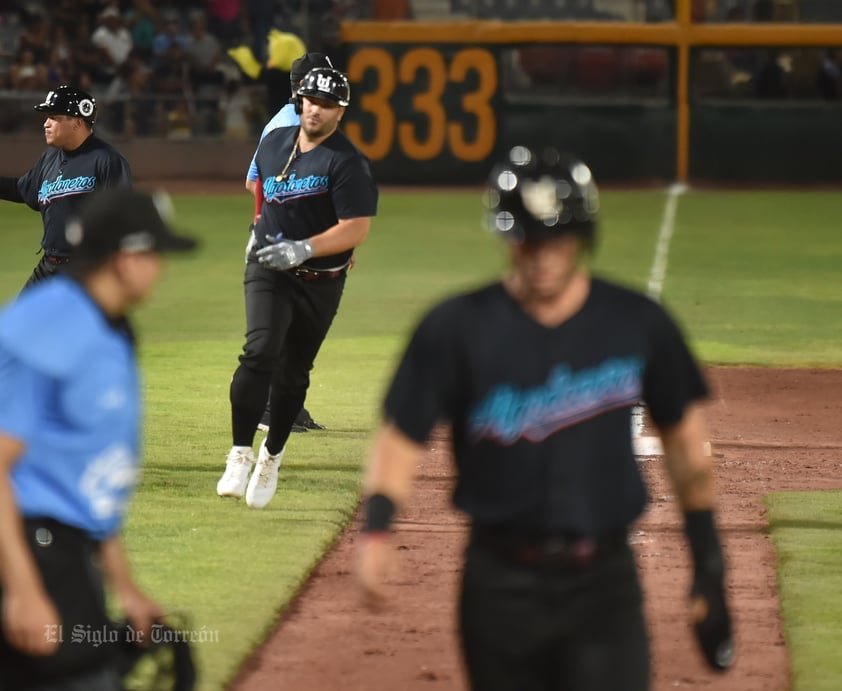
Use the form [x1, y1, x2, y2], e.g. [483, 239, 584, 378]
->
[0, 519, 119, 691]
[229, 259, 345, 452]
[459, 539, 650, 691]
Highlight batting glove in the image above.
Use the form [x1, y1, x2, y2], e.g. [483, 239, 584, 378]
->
[256, 235, 314, 271]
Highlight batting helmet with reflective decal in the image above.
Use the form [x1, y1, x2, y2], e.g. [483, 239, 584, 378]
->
[34, 85, 97, 126]
[297, 67, 350, 107]
[483, 146, 599, 247]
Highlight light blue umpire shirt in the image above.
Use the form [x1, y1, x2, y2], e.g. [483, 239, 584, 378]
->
[0, 276, 141, 541]
[246, 103, 300, 183]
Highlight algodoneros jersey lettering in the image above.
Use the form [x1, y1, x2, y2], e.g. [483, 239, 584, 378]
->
[254, 127, 378, 271]
[383, 278, 708, 536]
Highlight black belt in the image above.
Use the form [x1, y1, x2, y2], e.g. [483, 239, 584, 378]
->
[471, 525, 627, 570]
[44, 255, 70, 266]
[289, 266, 346, 281]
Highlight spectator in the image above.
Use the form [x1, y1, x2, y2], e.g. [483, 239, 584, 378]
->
[46, 24, 74, 86]
[67, 15, 104, 87]
[7, 48, 49, 91]
[90, 5, 133, 84]
[754, 48, 788, 99]
[207, 0, 244, 48]
[152, 14, 189, 64]
[220, 74, 253, 139]
[17, 13, 51, 65]
[817, 48, 841, 100]
[185, 13, 223, 88]
[125, 0, 160, 60]
[51, 0, 82, 36]
[245, 0, 274, 62]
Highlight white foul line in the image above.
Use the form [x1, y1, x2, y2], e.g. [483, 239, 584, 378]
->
[635, 183, 688, 457]
[646, 183, 687, 302]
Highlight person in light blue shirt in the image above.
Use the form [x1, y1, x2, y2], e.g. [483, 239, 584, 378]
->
[0, 188, 197, 691]
[245, 52, 334, 434]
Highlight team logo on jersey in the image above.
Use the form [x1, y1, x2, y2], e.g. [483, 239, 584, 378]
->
[468, 356, 644, 444]
[263, 172, 329, 203]
[38, 174, 97, 204]
[79, 444, 138, 520]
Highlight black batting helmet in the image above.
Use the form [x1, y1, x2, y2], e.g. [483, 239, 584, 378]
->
[290, 53, 334, 113]
[34, 85, 97, 126]
[483, 146, 599, 247]
[297, 67, 350, 107]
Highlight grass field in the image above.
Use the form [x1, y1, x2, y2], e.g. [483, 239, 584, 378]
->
[1, 186, 841, 689]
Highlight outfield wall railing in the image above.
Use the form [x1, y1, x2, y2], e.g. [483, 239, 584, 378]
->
[339, 3, 842, 183]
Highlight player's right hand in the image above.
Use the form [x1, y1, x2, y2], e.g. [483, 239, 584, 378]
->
[356, 532, 394, 609]
[1, 585, 61, 656]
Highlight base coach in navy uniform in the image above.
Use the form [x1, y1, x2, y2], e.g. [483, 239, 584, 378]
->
[0, 85, 132, 289]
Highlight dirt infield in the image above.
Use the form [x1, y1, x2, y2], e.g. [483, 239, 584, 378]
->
[229, 366, 842, 691]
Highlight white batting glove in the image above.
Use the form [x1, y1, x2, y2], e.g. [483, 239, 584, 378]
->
[256, 235, 314, 271]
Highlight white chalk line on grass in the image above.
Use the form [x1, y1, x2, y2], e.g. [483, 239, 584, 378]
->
[635, 183, 688, 459]
[647, 182, 688, 302]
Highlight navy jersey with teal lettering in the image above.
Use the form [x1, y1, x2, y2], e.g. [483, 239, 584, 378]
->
[10, 135, 132, 256]
[384, 278, 708, 536]
[253, 126, 378, 270]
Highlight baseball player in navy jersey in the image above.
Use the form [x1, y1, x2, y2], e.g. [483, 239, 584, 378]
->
[0, 86, 132, 290]
[356, 147, 733, 690]
[217, 67, 378, 509]
[245, 52, 335, 435]
[0, 189, 197, 691]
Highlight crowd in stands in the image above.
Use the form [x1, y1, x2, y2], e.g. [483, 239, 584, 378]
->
[0, 0, 342, 136]
[0, 1, 839, 136]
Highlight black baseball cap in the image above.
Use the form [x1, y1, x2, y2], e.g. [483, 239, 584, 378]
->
[290, 52, 333, 84]
[66, 188, 198, 262]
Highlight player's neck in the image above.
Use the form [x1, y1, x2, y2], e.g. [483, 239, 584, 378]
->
[298, 125, 336, 152]
[505, 269, 591, 328]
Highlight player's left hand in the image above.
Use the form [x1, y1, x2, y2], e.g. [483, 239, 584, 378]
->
[690, 572, 734, 671]
[256, 236, 314, 271]
[356, 532, 395, 610]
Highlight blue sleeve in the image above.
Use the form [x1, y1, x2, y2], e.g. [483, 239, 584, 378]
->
[246, 108, 300, 181]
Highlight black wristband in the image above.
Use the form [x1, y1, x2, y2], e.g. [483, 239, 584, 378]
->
[363, 493, 396, 533]
[685, 509, 724, 580]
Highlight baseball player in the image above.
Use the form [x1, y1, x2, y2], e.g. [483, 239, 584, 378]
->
[0, 189, 197, 691]
[245, 52, 336, 434]
[216, 67, 378, 509]
[356, 147, 733, 690]
[0, 85, 132, 290]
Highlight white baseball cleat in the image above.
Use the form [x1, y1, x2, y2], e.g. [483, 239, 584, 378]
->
[216, 447, 255, 498]
[245, 438, 284, 509]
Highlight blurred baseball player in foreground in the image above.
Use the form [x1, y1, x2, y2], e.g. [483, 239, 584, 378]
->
[0, 189, 197, 690]
[0, 86, 132, 289]
[357, 146, 733, 690]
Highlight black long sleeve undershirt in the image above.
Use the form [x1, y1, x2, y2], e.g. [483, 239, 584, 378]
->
[0, 176, 23, 202]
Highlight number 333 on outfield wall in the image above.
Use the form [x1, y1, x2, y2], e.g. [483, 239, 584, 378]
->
[345, 47, 497, 162]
